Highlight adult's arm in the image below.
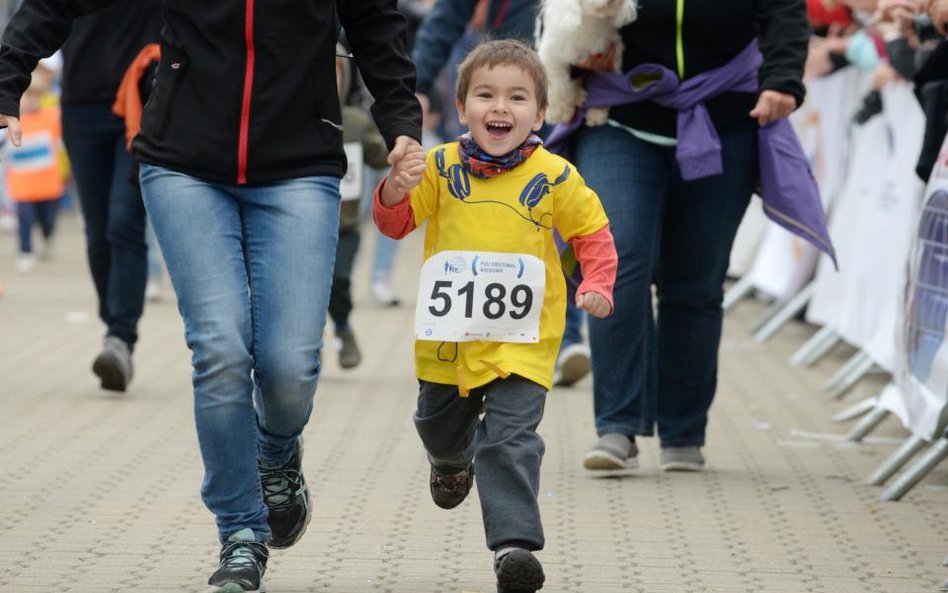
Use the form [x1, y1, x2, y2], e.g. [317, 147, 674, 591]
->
[0, 0, 118, 116]
[755, 0, 810, 106]
[410, 0, 476, 95]
[339, 0, 424, 148]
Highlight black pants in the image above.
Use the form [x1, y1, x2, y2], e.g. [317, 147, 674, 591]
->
[62, 103, 147, 348]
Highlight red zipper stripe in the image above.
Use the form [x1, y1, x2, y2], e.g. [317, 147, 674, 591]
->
[237, 0, 256, 184]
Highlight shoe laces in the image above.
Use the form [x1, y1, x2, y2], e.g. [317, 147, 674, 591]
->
[260, 464, 303, 511]
[219, 539, 268, 572]
[433, 468, 469, 493]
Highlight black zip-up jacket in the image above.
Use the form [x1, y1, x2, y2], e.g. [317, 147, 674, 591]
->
[607, 0, 810, 137]
[60, 0, 161, 106]
[0, 0, 423, 185]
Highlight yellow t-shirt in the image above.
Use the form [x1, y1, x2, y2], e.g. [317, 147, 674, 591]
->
[408, 143, 608, 393]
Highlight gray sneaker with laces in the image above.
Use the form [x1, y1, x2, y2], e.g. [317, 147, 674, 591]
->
[91, 336, 133, 392]
[660, 446, 705, 471]
[583, 433, 638, 470]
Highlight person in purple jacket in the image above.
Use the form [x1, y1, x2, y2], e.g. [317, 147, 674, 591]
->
[0, 1, 423, 591]
[571, 0, 809, 474]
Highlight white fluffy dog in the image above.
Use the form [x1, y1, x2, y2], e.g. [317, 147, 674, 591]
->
[536, 0, 637, 126]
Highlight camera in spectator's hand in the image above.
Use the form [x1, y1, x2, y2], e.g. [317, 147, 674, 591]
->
[914, 15, 944, 42]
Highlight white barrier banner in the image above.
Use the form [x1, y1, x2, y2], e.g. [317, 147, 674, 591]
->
[880, 133, 948, 439]
[831, 83, 925, 371]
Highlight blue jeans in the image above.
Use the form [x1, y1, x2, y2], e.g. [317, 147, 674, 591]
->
[62, 104, 148, 348]
[559, 301, 585, 352]
[574, 121, 756, 447]
[139, 164, 340, 541]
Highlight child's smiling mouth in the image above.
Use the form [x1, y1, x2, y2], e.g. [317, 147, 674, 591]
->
[486, 121, 513, 139]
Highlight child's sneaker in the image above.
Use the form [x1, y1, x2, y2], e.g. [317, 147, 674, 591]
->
[371, 279, 401, 307]
[16, 253, 35, 273]
[494, 547, 545, 593]
[258, 438, 311, 549]
[429, 463, 474, 509]
[206, 528, 268, 593]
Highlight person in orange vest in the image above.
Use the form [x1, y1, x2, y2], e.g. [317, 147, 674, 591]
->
[5, 71, 64, 273]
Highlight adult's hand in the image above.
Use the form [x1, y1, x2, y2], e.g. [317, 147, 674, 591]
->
[387, 134, 422, 167]
[0, 114, 22, 146]
[749, 90, 797, 126]
[928, 0, 948, 34]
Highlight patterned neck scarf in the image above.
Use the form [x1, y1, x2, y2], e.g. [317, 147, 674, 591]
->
[457, 132, 543, 179]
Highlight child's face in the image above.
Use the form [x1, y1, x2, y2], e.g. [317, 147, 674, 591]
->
[456, 64, 545, 157]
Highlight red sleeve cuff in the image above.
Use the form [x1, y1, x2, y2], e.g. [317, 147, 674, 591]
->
[373, 177, 416, 239]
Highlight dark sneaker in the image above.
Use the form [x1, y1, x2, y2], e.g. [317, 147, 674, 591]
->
[206, 528, 268, 593]
[336, 327, 362, 369]
[494, 548, 545, 593]
[259, 439, 311, 549]
[91, 336, 133, 392]
[429, 463, 474, 509]
[583, 433, 638, 470]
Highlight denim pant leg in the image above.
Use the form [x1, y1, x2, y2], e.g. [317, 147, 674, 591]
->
[329, 226, 361, 329]
[242, 177, 339, 466]
[574, 125, 673, 438]
[655, 121, 757, 447]
[558, 300, 585, 352]
[16, 202, 35, 253]
[140, 164, 339, 540]
[476, 377, 546, 551]
[62, 104, 147, 348]
[35, 198, 59, 238]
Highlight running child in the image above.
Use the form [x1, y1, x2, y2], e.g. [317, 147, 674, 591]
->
[373, 38, 617, 593]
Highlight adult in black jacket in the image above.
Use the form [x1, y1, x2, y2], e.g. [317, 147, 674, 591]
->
[575, 0, 808, 473]
[0, 1, 422, 591]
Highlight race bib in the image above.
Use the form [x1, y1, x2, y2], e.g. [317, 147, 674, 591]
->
[415, 250, 545, 343]
[340, 143, 364, 202]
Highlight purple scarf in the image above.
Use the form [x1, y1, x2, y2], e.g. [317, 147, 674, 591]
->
[545, 40, 837, 266]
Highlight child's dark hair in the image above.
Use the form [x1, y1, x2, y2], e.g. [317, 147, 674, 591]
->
[455, 39, 548, 111]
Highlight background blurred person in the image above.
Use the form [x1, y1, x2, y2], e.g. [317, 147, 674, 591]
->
[5, 70, 63, 273]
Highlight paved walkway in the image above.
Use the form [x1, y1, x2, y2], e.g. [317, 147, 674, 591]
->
[0, 212, 945, 593]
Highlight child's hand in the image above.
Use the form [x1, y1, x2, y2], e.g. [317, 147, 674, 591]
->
[576, 291, 611, 318]
[381, 143, 426, 205]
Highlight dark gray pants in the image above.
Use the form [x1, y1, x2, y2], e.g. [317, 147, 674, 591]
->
[415, 376, 546, 551]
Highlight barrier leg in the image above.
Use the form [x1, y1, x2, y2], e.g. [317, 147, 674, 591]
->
[832, 396, 878, 423]
[723, 274, 755, 312]
[790, 325, 840, 367]
[844, 406, 889, 442]
[878, 435, 948, 501]
[821, 350, 872, 397]
[865, 434, 927, 486]
[752, 282, 817, 343]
